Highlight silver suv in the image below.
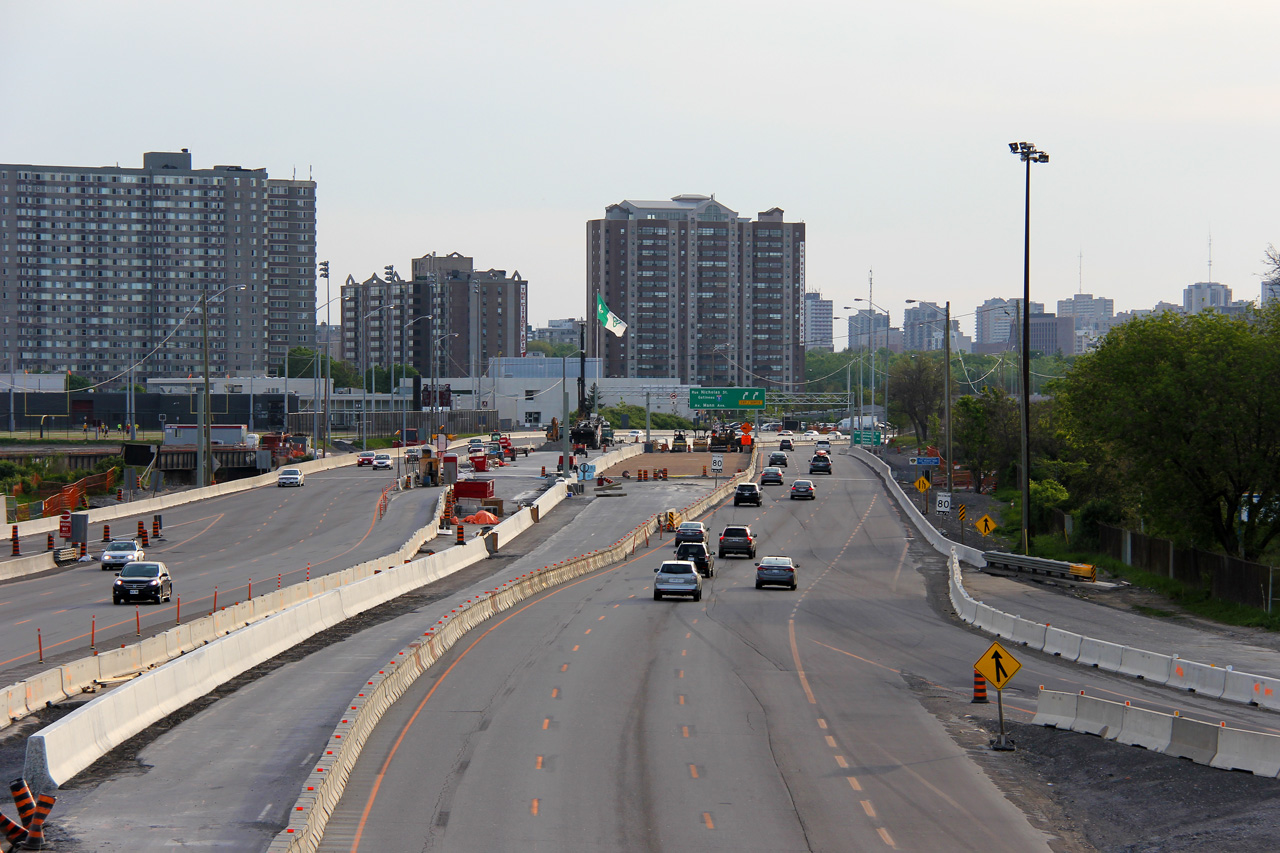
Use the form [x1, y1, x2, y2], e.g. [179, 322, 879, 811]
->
[653, 560, 703, 601]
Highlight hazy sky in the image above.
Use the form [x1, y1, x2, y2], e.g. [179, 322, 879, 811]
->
[4, 1, 1277, 338]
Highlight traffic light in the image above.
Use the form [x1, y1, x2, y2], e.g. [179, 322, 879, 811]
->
[318, 260, 329, 278]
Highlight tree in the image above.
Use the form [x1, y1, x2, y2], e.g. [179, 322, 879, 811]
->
[1055, 305, 1280, 559]
[527, 340, 579, 359]
[951, 387, 1020, 492]
[889, 353, 944, 443]
[67, 373, 92, 391]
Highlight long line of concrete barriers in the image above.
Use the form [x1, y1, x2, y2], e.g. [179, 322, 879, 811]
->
[264, 449, 756, 852]
[856, 447, 1280, 777]
[18, 441, 652, 796]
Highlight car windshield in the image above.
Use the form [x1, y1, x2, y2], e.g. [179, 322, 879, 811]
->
[359, 452, 374, 457]
[660, 563, 693, 574]
[280, 469, 300, 476]
[375, 454, 390, 460]
[120, 563, 161, 578]
[105, 542, 136, 552]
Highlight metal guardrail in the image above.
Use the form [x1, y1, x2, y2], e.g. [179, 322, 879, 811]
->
[982, 551, 1097, 583]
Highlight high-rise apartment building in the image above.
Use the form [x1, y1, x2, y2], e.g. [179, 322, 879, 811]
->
[973, 298, 1043, 354]
[847, 309, 890, 350]
[340, 273, 405, 378]
[1184, 281, 1231, 313]
[0, 150, 315, 381]
[587, 195, 805, 389]
[1264, 280, 1280, 306]
[803, 292, 833, 351]
[411, 252, 527, 382]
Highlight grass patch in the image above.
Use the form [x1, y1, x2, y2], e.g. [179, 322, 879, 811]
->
[1031, 534, 1280, 632]
[1131, 604, 1177, 618]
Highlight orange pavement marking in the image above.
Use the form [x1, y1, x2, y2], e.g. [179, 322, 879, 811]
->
[825, 736, 838, 748]
[679, 695, 685, 705]
[682, 726, 690, 738]
[536, 756, 544, 770]
[817, 718, 828, 729]
[551, 688, 559, 699]
[531, 799, 539, 816]
[572, 645, 579, 651]
[861, 800, 876, 818]
[542, 718, 550, 730]
[848, 777, 862, 791]
[835, 756, 848, 769]
[702, 813, 715, 829]
[689, 764, 699, 779]
[560, 664, 568, 672]
[584, 629, 591, 635]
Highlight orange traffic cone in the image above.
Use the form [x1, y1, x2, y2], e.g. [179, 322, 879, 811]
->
[972, 671, 989, 704]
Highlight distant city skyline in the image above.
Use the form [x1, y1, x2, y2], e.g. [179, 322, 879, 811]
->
[4, 3, 1278, 358]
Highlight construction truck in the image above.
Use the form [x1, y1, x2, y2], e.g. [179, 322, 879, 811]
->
[570, 418, 604, 450]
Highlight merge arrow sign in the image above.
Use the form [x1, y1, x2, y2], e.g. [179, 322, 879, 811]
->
[974, 640, 1021, 691]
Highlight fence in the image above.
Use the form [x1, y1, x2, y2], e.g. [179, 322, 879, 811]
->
[1096, 522, 1278, 611]
[7, 469, 116, 523]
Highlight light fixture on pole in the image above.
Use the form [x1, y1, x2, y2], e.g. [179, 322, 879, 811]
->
[319, 261, 331, 457]
[1009, 141, 1049, 554]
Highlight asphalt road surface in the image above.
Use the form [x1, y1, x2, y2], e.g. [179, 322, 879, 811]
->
[317, 453, 1057, 852]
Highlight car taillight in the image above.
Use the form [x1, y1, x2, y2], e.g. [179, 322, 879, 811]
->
[719, 535, 725, 541]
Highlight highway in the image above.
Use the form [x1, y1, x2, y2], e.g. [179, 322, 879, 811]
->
[26, 441, 1280, 851]
[315, 452, 1055, 852]
[0, 462, 441, 681]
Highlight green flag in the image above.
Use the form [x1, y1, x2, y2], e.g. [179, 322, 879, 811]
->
[596, 294, 627, 337]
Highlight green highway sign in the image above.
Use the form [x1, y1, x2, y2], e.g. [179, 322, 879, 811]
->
[689, 387, 767, 410]
[851, 430, 882, 446]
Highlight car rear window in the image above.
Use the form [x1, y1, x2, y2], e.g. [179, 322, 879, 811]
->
[723, 527, 750, 536]
[661, 563, 693, 574]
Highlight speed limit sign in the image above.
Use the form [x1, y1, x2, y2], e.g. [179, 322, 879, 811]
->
[935, 492, 952, 514]
[710, 454, 724, 473]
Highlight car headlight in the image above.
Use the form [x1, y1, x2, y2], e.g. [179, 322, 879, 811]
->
[113, 579, 124, 586]
[147, 579, 161, 586]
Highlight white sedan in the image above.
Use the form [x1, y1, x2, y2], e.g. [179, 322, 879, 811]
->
[778, 430, 794, 437]
[628, 429, 645, 440]
[276, 468, 305, 487]
[372, 453, 393, 470]
[802, 430, 821, 439]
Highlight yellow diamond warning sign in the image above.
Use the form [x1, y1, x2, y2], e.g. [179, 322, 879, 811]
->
[974, 640, 1021, 691]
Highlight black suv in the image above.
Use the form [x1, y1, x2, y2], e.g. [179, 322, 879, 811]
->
[674, 542, 715, 577]
[734, 483, 763, 506]
[719, 525, 756, 559]
[768, 451, 788, 468]
[809, 454, 832, 475]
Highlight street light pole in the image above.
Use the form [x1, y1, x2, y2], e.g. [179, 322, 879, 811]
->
[200, 292, 212, 487]
[944, 300, 953, 499]
[1010, 141, 1049, 554]
[319, 261, 331, 458]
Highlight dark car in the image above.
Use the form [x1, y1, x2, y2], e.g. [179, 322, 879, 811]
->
[790, 479, 816, 500]
[756, 555, 799, 590]
[778, 438, 794, 452]
[675, 542, 715, 578]
[809, 454, 832, 475]
[734, 483, 763, 506]
[112, 561, 173, 605]
[768, 451, 789, 468]
[718, 524, 756, 559]
[674, 522, 707, 545]
[760, 466, 784, 486]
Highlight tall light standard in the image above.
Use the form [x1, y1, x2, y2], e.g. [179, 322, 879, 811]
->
[199, 283, 246, 487]
[319, 262, 331, 457]
[1009, 141, 1049, 553]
